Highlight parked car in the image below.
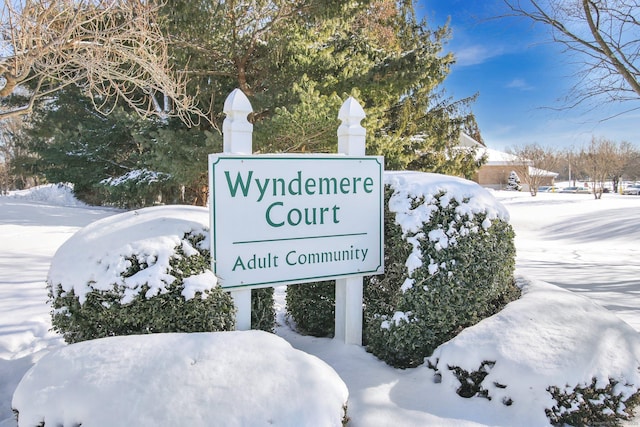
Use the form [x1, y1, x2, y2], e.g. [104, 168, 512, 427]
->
[622, 184, 640, 195]
[538, 186, 558, 193]
[559, 186, 591, 194]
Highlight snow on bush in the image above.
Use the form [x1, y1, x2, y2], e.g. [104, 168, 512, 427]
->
[99, 169, 169, 187]
[97, 169, 176, 209]
[49, 205, 215, 304]
[287, 171, 519, 368]
[47, 205, 237, 342]
[12, 331, 349, 427]
[365, 171, 518, 368]
[427, 278, 640, 426]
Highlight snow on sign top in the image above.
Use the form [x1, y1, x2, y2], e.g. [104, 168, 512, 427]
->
[208, 154, 385, 290]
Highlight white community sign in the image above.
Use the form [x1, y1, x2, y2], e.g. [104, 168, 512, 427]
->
[210, 156, 383, 287]
[208, 89, 384, 345]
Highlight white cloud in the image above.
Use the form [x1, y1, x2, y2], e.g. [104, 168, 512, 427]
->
[505, 78, 534, 90]
[454, 44, 503, 66]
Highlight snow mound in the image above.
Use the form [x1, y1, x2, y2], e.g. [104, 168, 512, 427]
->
[12, 331, 349, 427]
[427, 278, 640, 425]
[6, 184, 86, 207]
[47, 205, 215, 304]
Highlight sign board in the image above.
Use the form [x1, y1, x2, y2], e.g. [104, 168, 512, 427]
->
[209, 154, 384, 290]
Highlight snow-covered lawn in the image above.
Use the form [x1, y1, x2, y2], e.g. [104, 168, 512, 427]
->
[2, 184, 640, 426]
[500, 190, 640, 332]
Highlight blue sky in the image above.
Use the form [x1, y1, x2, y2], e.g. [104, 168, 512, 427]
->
[415, 1, 640, 151]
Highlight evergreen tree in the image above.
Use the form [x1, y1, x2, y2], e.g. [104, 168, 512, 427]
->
[160, 0, 482, 175]
[1, 116, 43, 190]
[254, 0, 482, 174]
[21, 87, 221, 206]
[140, 119, 221, 206]
[21, 0, 485, 207]
[22, 88, 157, 205]
[507, 171, 522, 191]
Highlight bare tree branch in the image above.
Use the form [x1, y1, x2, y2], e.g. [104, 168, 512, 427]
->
[507, 143, 560, 196]
[575, 136, 626, 198]
[0, 0, 205, 125]
[503, 0, 640, 109]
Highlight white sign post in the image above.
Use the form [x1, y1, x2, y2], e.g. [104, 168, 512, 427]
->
[220, 89, 253, 331]
[211, 89, 383, 344]
[335, 97, 367, 346]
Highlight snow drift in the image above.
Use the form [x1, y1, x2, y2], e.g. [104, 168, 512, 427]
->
[12, 331, 349, 427]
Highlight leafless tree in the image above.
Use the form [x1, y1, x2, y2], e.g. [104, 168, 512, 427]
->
[0, 0, 202, 123]
[507, 143, 560, 196]
[0, 153, 8, 194]
[609, 141, 638, 189]
[576, 137, 609, 198]
[574, 136, 630, 197]
[622, 145, 640, 181]
[0, 115, 33, 191]
[503, 0, 640, 113]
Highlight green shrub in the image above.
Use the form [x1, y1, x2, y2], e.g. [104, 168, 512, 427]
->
[49, 208, 275, 343]
[444, 360, 499, 400]
[285, 172, 519, 368]
[49, 230, 236, 343]
[365, 202, 518, 368]
[443, 362, 640, 425]
[95, 169, 179, 209]
[429, 358, 640, 426]
[285, 281, 335, 336]
[546, 378, 640, 426]
[284, 187, 413, 339]
[252, 287, 276, 333]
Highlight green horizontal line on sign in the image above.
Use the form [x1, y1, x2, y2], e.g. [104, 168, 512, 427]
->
[233, 232, 368, 245]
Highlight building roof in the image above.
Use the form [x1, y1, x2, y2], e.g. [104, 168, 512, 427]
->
[479, 147, 520, 165]
[458, 132, 484, 148]
[529, 166, 559, 178]
[456, 133, 558, 177]
[456, 133, 517, 164]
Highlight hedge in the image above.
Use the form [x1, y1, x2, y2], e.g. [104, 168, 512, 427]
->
[285, 172, 519, 368]
[48, 205, 274, 344]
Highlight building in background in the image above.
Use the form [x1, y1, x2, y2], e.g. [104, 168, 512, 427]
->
[458, 133, 558, 191]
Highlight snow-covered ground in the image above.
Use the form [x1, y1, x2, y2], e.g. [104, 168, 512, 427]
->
[1, 184, 640, 426]
[499, 189, 640, 332]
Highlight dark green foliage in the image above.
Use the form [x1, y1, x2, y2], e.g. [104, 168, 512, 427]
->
[21, 88, 147, 205]
[286, 181, 519, 368]
[252, 287, 276, 332]
[12, 1, 485, 209]
[156, 2, 487, 190]
[365, 191, 518, 368]
[546, 379, 640, 426]
[365, 316, 432, 368]
[245, 3, 483, 176]
[363, 186, 414, 319]
[50, 282, 236, 344]
[342, 404, 350, 427]
[431, 360, 640, 425]
[49, 232, 235, 343]
[285, 187, 413, 339]
[21, 86, 219, 208]
[138, 122, 222, 206]
[285, 281, 335, 337]
[95, 169, 175, 209]
[448, 361, 496, 399]
[50, 230, 276, 343]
